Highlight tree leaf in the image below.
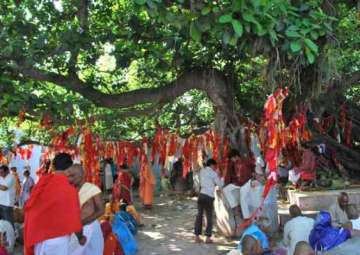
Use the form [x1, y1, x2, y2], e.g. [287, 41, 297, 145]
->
[290, 41, 302, 52]
[219, 14, 233, 23]
[285, 30, 301, 38]
[304, 38, 318, 53]
[201, 7, 211, 15]
[243, 13, 256, 23]
[305, 48, 315, 64]
[213, 7, 220, 13]
[231, 20, 243, 37]
[310, 31, 319, 40]
[255, 23, 265, 36]
[135, 0, 146, 5]
[190, 22, 201, 42]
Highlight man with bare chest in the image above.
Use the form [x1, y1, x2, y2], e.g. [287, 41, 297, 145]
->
[68, 164, 105, 255]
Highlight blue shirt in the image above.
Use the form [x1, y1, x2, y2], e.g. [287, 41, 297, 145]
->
[237, 223, 270, 251]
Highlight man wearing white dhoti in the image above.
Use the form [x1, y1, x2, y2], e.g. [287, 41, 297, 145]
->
[68, 164, 105, 255]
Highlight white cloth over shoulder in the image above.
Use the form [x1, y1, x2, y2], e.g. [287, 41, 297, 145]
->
[79, 182, 101, 207]
[69, 220, 104, 255]
[283, 216, 315, 255]
[35, 235, 71, 255]
[240, 179, 263, 219]
[223, 184, 240, 209]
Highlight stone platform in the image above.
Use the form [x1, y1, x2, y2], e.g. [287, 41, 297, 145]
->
[278, 187, 360, 227]
[288, 187, 360, 211]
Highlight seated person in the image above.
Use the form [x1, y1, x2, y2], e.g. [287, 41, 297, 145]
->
[309, 211, 350, 251]
[329, 192, 349, 227]
[293, 241, 314, 255]
[298, 146, 317, 188]
[101, 220, 124, 255]
[237, 219, 270, 253]
[241, 235, 265, 255]
[288, 145, 317, 188]
[283, 205, 314, 255]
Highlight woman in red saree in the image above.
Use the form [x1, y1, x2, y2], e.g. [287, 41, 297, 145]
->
[113, 164, 133, 204]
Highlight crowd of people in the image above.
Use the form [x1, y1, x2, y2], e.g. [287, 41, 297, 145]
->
[0, 165, 34, 253]
[193, 147, 360, 255]
[0, 153, 142, 255]
[0, 141, 358, 255]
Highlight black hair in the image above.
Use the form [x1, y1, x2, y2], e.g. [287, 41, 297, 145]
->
[0, 165, 9, 172]
[228, 149, 240, 159]
[206, 158, 217, 167]
[105, 158, 113, 164]
[53, 153, 73, 171]
[24, 170, 30, 176]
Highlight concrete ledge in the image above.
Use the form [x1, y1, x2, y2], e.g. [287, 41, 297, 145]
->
[288, 188, 360, 211]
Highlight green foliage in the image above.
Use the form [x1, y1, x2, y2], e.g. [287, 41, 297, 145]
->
[133, 0, 335, 64]
[0, 0, 358, 144]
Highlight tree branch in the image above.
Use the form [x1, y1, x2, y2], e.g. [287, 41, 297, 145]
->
[76, 0, 89, 33]
[10, 63, 232, 113]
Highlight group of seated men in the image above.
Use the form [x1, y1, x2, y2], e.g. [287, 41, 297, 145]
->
[229, 192, 360, 255]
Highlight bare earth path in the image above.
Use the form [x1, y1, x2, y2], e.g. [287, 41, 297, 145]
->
[136, 194, 237, 255]
[13, 194, 238, 255]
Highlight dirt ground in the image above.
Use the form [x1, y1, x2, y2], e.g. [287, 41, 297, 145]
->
[13, 194, 238, 255]
[136, 194, 237, 255]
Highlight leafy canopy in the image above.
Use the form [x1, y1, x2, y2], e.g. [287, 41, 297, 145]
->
[0, 0, 358, 144]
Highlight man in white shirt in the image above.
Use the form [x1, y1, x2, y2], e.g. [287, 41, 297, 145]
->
[283, 205, 314, 255]
[328, 192, 349, 227]
[194, 158, 224, 243]
[0, 165, 16, 227]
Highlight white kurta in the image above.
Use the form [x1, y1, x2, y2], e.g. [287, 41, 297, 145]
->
[35, 235, 71, 255]
[69, 220, 104, 255]
[283, 216, 315, 255]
